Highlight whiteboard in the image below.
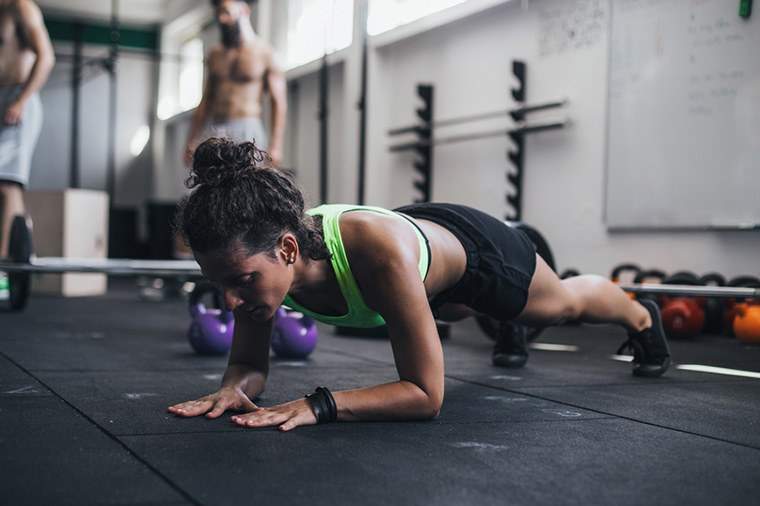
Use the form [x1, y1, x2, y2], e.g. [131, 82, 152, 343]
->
[605, 0, 760, 229]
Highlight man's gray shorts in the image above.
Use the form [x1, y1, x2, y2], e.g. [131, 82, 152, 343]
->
[200, 116, 268, 149]
[0, 86, 42, 187]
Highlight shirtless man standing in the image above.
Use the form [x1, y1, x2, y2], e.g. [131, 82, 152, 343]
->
[184, 0, 286, 167]
[0, 0, 54, 298]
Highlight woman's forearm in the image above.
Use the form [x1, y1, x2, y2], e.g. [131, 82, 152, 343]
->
[332, 380, 442, 422]
[221, 363, 267, 399]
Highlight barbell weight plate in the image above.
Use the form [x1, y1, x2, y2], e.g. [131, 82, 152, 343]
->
[8, 216, 31, 311]
[505, 221, 556, 272]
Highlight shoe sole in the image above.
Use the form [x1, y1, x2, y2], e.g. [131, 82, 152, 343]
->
[492, 354, 528, 368]
[633, 356, 671, 378]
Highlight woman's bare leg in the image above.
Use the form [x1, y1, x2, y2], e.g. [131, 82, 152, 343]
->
[516, 255, 651, 332]
[515, 254, 670, 377]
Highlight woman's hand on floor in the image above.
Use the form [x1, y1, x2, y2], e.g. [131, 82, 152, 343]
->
[230, 398, 318, 432]
[168, 386, 257, 418]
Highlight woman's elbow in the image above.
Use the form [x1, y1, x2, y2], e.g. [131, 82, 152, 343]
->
[402, 379, 444, 419]
[420, 390, 443, 419]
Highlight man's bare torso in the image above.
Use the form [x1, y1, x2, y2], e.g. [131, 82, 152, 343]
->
[207, 39, 271, 122]
[0, 1, 34, 86]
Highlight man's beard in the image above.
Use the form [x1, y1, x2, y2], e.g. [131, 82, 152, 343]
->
[220, 22, 242, 48]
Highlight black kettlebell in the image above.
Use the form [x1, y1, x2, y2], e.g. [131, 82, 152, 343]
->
[560, 268, 580, 279]
[610, 263, 641, 284]
[700, 272, 726, 334]
[632, 269, 667, 303]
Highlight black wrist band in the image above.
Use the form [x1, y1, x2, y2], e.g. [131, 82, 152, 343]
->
[316, 387, 337, 422]
[305, 387, 337, 424]
[305, 391, 326, 422]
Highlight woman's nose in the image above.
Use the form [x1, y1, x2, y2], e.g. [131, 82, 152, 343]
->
[223, 288, 243, 311]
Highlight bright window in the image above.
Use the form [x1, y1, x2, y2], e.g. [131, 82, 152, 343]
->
[157, 36, 204, 120]
[285, 0, 353, 69]
[129, 125, 151, 157]
[178, 37, 204, 112]
[367, 0, 470, 36]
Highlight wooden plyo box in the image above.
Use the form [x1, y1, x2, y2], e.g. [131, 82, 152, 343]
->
[26, 189, 109, 297]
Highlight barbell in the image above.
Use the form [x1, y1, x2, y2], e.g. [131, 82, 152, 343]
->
[3, 215, 759, 314]
[1, 216, 202, 311]
[620, 283, 759, 299]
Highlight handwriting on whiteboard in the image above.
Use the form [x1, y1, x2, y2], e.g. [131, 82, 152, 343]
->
[539, 0, 606, 56]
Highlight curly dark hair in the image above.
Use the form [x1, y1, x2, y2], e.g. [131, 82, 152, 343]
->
[177, 138, 329, 261]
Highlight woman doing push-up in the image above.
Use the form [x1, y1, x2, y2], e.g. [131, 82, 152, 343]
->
[167, 138, 671, 431]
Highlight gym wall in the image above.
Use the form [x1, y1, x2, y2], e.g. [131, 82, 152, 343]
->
[284, 63, 347, 207]
[29, 21, 158, 211]
[284, 0, 760, 279]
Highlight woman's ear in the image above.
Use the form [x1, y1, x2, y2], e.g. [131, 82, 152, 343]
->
[280, 233, 299, 264]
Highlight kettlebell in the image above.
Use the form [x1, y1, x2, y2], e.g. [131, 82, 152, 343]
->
[660, 272, 704, 339]
[271, 307, 318, 359]
[723, 276, 760, 337]
[610, 263, 641, 284]
[699, 272, 726, 334]
[560, 268, 580, 279]
[734, 303, 760, 344]
[632, 269, 667, 303]
[187, 282, 235, 355]
[611, 263, 641, 300]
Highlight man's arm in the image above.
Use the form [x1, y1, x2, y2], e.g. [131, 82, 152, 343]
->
[5, 0, 54, 124]
[265, 52, 287, 166]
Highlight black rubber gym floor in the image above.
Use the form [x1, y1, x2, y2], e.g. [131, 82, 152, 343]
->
[2, 284, 760, 506]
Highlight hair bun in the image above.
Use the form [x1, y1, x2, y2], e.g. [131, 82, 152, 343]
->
[188, 137, 271, 188]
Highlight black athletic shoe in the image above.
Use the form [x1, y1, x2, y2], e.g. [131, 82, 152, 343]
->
[617, 299, 672, 378]
[492, 322, 529, 368]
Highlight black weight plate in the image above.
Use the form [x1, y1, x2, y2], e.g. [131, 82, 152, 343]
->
[507, 221, 556, 272]
[8, 216, 31, 311]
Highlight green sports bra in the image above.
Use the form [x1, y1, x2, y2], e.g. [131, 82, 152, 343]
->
[282, 204, 430, 328]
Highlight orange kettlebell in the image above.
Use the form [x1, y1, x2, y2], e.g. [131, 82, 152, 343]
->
[734, 303, 760, 344]
[662, 298, 705, 338]
[724, 276, 760, 337]
[660, 272, 705, 339]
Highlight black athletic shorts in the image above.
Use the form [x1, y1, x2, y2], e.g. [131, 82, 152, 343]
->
[394, 203, 537, 321]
